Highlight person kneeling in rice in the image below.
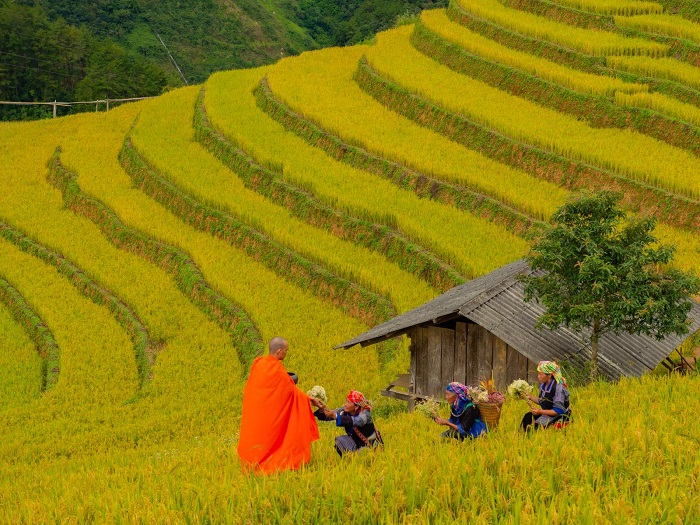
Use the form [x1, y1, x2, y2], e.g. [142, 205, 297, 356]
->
[520, 360, 572, 431]
[312, 390, 383, 457]
[434, 382, 487, 440]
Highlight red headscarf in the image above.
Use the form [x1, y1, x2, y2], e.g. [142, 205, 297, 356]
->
[347, 390, 372, 411]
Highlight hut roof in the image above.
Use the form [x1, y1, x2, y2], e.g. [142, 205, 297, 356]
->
[336, 260, 700, 379]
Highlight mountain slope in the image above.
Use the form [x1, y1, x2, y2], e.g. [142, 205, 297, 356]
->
[1, 0, 700, 521]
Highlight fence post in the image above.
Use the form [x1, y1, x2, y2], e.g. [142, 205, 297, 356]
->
[53, 101, 57, 118]
[106, 99, 110, 111]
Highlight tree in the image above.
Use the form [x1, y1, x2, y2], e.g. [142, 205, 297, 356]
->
[522, 191, 700, 381]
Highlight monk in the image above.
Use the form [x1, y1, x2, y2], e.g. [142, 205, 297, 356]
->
[237, 337, 320, 474]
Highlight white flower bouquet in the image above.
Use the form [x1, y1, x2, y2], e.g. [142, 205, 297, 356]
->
[507, 379, 536, 409]
[414, 398, 441, 419]
[306, 385, 328, 405]
[468, 386, 489, 404]
[507, 379, 533, 399]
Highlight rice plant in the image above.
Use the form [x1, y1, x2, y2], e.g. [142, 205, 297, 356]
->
[616, 13, 700, 44]
[0, 284, 44, 408]
[0, 374, 698, 523]
[264, 41, 567, 222]
[364, 25, 700, 200]
[422, 9, 648, 96]
[607, 54, 700, 90]
[614, 89, 700, 126]
[0, 8, 699, 522]
[454, 0, 669, 56]
[555, 0, 663, 15]
[205, 68, 531, 281]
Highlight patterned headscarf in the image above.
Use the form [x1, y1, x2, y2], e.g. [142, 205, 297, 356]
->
[347, 390, 372, 411]
[537, 361, 567, 388]
[445, 382, 471, 414]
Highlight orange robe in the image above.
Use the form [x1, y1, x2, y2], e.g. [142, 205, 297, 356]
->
[237, 355, 320, 474]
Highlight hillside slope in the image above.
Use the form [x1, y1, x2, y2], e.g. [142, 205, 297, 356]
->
[2, 0, 448, 121]
[0, 0, 699, 521]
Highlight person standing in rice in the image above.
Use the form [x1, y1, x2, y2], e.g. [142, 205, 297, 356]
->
[237, 337, 320, 474]
[434, 382, 487, 440]
[313, 390, 383, 456]
[520, 360, 572, 431]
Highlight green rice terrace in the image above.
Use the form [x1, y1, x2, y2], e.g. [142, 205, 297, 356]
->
[1, 0, 700, 522]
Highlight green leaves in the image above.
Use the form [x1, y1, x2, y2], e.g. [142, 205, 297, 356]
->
[524, 190, 700, 378]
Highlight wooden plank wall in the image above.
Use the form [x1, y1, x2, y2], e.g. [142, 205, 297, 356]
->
[409, 321, 539, 397]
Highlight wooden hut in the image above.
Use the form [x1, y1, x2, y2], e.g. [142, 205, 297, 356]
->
[336, 260, 700, 408]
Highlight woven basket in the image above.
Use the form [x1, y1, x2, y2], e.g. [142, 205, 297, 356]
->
[478, 401, 503, 430]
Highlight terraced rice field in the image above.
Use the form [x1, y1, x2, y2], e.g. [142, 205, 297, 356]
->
[2, 0, 700, 521]
[557, 0, 662, 15]
[453, 0, 669, 56]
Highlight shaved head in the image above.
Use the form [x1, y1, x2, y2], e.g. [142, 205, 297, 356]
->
[269, 337, 288, 354]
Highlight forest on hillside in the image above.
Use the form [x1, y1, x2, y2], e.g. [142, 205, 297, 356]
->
[0, 0, 446, 120]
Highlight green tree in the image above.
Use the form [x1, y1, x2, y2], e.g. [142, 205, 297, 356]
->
[1, 1, 165, 120]
[523, 191, 700, 381]
[75, 40, 166, 100]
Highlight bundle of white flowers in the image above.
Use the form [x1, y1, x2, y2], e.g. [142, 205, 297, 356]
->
[507, 379, 537, 409]
[507, 379, 533, 399]
[468, 386, 489, 404]
[306, 385, 328, 405]
[414, 398, 441, 419]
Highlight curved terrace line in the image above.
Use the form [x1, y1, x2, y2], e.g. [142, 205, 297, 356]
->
[0, 274, 60, 391]
[652, 0, 700, 22]
[253, 77, 546, 243]
[411, 20, 700, 159]
[195, 88, 465, 292]
[0, 219, 154, 388]
[354, 55, 700, 235]
[498, 0, 650, 28]
[447, 0, 700, 106]
[501, 0, 700, 57]
[497, 0, 667, 29]
[500, 0, 700, 71]
[118, 133, 397, 336]
[47, 148, 263, 370]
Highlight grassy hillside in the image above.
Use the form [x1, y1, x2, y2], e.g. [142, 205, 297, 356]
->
[2, 0, 448, 121]
[1, 0, 700, 521]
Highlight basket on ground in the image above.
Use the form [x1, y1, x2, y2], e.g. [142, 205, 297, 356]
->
[477, 401, 503, 430]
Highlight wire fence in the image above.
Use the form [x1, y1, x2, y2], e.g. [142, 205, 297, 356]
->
[0, 96, 156, 118]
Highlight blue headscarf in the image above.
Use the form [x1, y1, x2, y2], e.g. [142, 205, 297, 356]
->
[446, 382, 471, 415]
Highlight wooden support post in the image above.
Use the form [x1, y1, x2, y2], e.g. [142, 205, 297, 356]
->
[492, 336, 507, 390]
[106, 99, 110, 111]
[416, 327, 429, 396]
[454, 322, 467, 384]
[517, 351, 529, 383]
[427, 326, 443, 398]
[466, 323, 479, 386]
[409, 329, 416, 395]
[505, 345, 520, 386]
[676, 348, 693, 372]
[478, 327, 493, 381]
[441, 328, 455, 387]
[53, 101, 57, 118]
